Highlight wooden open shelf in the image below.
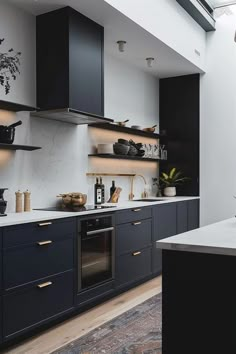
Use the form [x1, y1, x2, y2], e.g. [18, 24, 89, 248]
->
[0, 143, 41, 151]
[89, 123, 165, 139]
[0, 100, 37, 112]
[88, 154, 162, 162]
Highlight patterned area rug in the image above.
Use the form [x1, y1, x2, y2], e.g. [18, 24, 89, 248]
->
[52, 293, 162, 354]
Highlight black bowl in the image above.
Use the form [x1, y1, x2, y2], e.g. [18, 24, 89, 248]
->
[118, 138, 129, 146]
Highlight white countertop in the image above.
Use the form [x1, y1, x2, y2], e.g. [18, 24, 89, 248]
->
[157, 217, 236, 256]
[0, 196, 199, 227]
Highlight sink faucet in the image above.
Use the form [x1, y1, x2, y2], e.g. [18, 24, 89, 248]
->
[129, 174, 148, 200]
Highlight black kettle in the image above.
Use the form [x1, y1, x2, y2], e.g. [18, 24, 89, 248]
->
[0, 121, 22, 144]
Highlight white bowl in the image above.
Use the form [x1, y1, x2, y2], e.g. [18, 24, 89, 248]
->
[97, 144, 113, 154]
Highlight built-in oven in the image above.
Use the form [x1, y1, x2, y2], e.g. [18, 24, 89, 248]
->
[78, 214, 115, 293]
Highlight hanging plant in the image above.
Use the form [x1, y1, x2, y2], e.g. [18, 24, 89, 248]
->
[0, 38, 21, 95]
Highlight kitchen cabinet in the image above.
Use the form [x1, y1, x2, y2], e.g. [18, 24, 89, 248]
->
[188, 199, 199, 231]
[3, 271, 74, 340]
[177, 201, 188, 234]
[152, 203, 177, 274]
[152, 200, 200, 274]
[2, 218, 76, 342]
[115, 207, 152, 288]
[0, 200, 199, 347]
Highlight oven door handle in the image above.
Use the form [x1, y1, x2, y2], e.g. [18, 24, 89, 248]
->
[86, 227, 114, 236]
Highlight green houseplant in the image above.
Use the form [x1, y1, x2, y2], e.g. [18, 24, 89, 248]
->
[160, 168, 189, 197]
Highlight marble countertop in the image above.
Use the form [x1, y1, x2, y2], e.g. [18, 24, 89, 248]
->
[0, 196, 199, 227]
[157, 217, 236, 256]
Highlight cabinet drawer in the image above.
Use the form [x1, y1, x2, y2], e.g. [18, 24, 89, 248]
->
[116, 247, 152, 287]
[116, 207, 151, 225]
[4, 237, 74, 289]
[3, 271, 74, 339]
[3, 217, 76, 248]
[116, 219, 152, 255]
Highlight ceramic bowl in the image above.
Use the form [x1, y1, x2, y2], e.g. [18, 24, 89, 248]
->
[113, 143, 130, 155]
[128, 145, 138, 156]
[97, 143, 113, 154]
[131, 125, 142, 130]
[118, 138, 130, 146]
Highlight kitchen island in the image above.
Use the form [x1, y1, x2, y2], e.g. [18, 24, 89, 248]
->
[157, 217, 236, 354]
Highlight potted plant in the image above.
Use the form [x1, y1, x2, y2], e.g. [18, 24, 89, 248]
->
[160, 168, 189, 197]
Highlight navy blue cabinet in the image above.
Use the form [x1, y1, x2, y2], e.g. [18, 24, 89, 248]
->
[177, 201, 188, 234]
[115, 208, 152, 288]
[152, 200, 200, 274]
[188, 199, 200, 231]
[3, 271, 74, 340]
[152, 203, 177, 274]
[0, 201, 199, 346]
[1, 218, 76, 342]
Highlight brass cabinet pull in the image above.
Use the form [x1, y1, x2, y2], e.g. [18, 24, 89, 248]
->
[38, 222, 52, 227]
[132, 208, 141, 212]
[37, 240, 52, 246]
[37, 281, 52, 289]
[132, 221, 141, 226]
[132, 251, 141, 256]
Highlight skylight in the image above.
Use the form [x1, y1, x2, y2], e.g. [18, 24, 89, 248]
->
[209, 0, 236, 7]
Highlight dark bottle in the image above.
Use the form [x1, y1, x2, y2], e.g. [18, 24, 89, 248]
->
[100, 177, 105, 204]
[94, 177, 102, 205]
[110, 180, 116, 198]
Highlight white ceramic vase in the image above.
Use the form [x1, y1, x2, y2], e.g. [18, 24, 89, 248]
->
[164, 186, 176, 197]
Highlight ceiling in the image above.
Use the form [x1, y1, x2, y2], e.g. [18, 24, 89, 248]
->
[8, 0, 204, 78]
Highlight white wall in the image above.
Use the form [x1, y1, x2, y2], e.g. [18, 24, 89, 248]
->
[0, 2, 36, 106]
[200, 10, 236, 225]
[104, 54, 159, 127]
[0, 2, 160, 212]
[105, 0, 207, 71]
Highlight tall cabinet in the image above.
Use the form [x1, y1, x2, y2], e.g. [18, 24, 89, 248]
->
[160, 74, 200, 196]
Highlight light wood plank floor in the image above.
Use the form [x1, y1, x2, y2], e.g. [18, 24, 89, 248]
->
[3, 276, 162, 354]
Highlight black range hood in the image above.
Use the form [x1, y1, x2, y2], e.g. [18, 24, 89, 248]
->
[31, 108, 113, 125]
[32, 6, 113, 125]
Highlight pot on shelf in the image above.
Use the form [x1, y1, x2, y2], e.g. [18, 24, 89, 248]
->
[0, 120, 22, 144]
[163, 186, 176, 197]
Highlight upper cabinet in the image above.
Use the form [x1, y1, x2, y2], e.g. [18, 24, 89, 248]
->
[35, 7, 107, 123]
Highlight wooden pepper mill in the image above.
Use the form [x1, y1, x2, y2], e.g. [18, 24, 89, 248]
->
[24, 190, 31, 212]
[15, 190, 23, 213]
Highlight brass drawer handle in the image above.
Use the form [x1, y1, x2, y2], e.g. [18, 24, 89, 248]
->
[37, 240, 52, 246]
[38, 222, 52, 227]
[132, 251, 141, 256]
[132, 208, 141, 212]
[132, 221, 141, 226]
[37, 281, 52, 289]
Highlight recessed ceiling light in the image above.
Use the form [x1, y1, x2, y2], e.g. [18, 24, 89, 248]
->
[146, 57, 155, 68]
[117, 41, 127, 53]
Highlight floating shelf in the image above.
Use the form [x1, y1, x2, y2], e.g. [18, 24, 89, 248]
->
[0, 100, 37, 112]
[0, 143, 41, 151]
[89, 123, 165, 139]
[87, 173, 136, 177]
[88, 154, 162, 162]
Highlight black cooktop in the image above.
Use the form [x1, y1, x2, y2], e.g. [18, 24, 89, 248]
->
[35, 205, 116, 212]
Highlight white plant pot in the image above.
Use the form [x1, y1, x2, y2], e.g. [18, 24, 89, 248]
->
[164, 187, 176, 197]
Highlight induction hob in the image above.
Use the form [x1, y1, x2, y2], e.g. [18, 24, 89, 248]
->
[35, 205, 116, 212]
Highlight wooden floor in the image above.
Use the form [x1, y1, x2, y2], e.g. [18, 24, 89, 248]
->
[3, 276, 162, 354]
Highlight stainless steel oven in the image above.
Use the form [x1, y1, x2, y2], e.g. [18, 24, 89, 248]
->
[78, 214, 115, 291]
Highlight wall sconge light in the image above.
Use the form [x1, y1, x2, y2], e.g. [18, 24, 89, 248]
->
[117, 41, 127, 52]
[146, 57, 155, 68]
